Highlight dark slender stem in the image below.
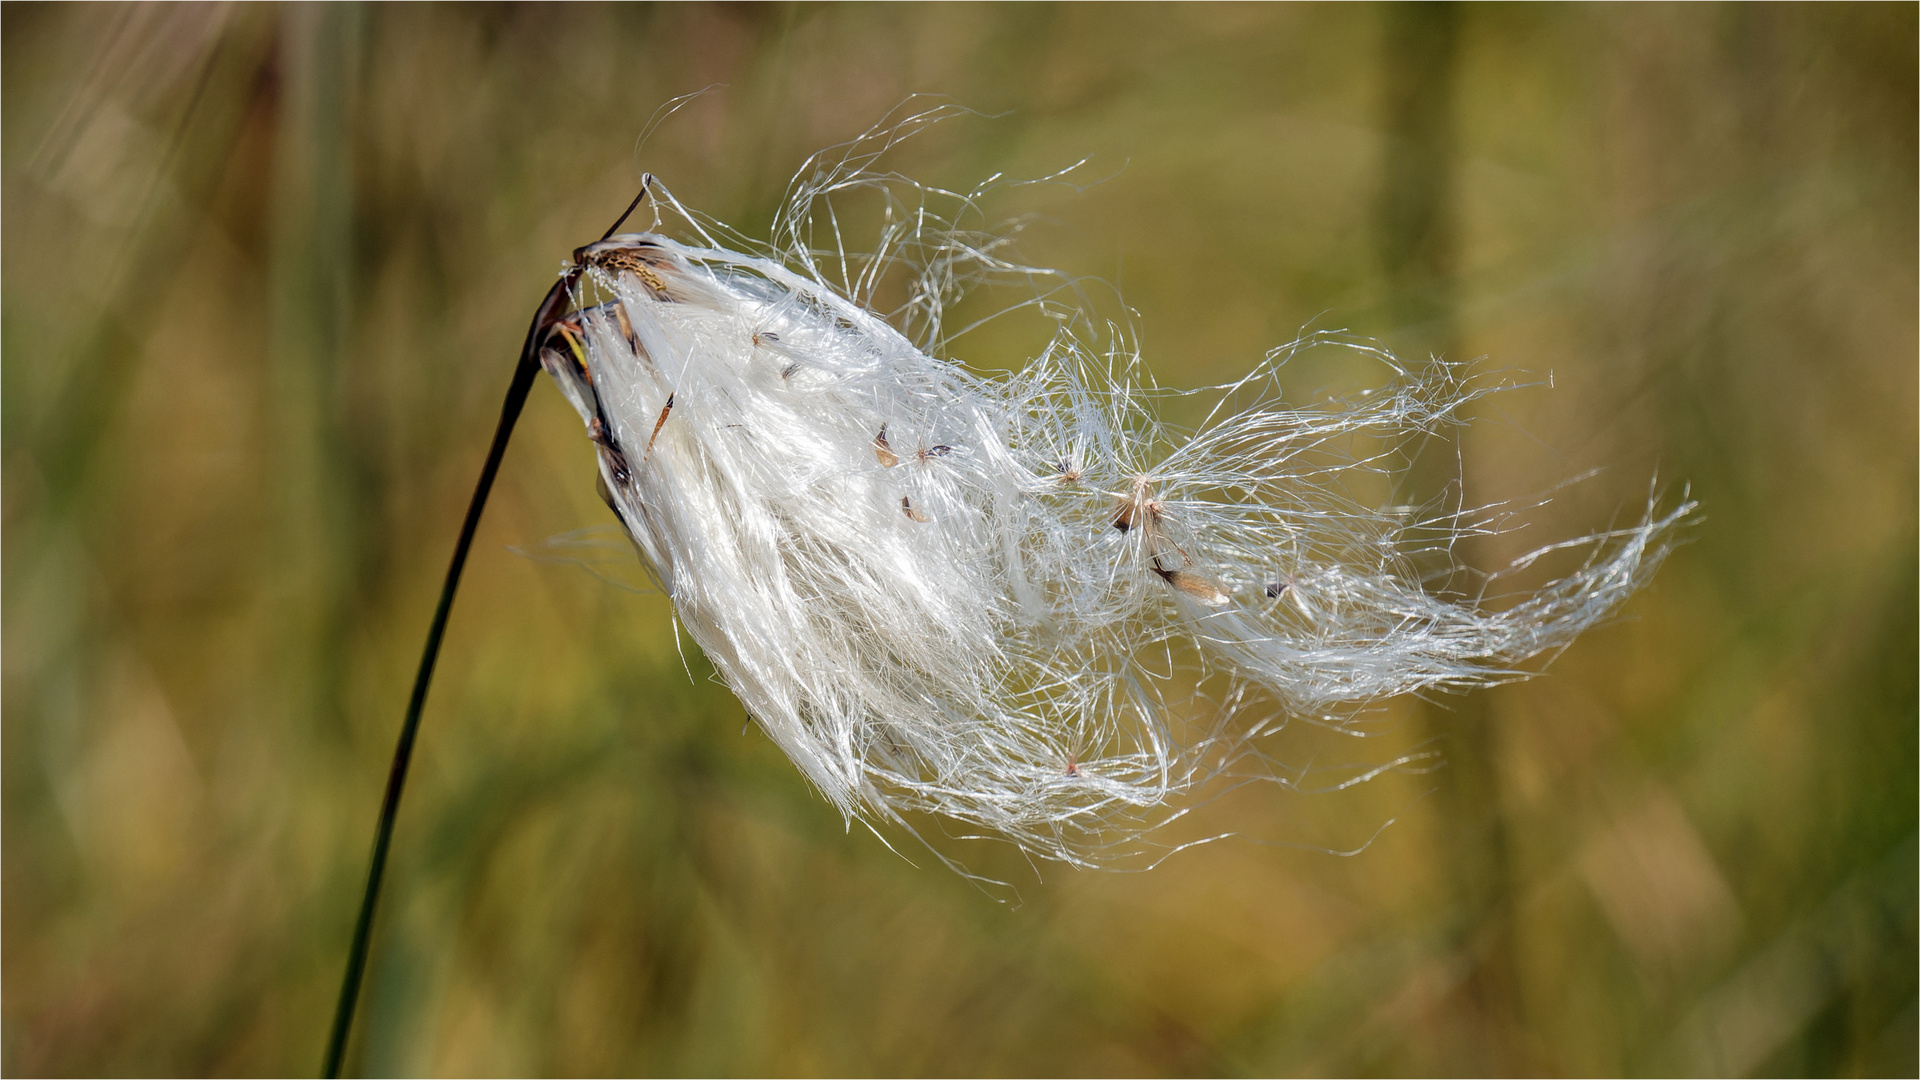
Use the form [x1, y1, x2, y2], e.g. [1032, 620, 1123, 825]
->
[322, 338, 547, 1078]
[599, 174, 652, 242]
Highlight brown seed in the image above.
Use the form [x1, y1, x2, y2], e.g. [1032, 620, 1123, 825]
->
[873, 424, 900, 468]
[902, 496, 930, 523]
[1112, 477, 1162, 533]
[588, 417, 632, 486]
[613, 302, 638, 349]
[1114, 480, 1194, 566]
[1152, 567, 1230, 607]
[645, 393, 675, 455]
[1265, 575, 1316, 619]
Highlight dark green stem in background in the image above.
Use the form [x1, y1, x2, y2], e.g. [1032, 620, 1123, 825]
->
[321, 348, 543, 1078]
[1376, 0, 1459, 345]
[1377, 4, 1521, 1066]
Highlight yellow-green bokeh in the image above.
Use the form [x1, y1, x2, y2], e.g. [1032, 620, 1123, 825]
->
[4, 4, 1913, 1075]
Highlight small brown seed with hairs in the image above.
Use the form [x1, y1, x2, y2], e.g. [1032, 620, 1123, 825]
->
[873, 424, 900, 468]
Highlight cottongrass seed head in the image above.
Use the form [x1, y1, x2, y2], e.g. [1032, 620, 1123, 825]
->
[535, 107, 1694, 872]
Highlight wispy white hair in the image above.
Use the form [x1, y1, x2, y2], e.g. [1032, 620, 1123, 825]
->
[536, 107, 1693, 869]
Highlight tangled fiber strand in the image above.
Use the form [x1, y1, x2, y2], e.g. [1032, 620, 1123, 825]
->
[537, 108, 1694, 869]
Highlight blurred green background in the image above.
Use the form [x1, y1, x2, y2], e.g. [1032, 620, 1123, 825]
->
[4, 3, 1914, 1076]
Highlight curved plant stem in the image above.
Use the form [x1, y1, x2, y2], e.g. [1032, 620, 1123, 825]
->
[321, 344, 544, 1078]
[323, 184, 643, 1077]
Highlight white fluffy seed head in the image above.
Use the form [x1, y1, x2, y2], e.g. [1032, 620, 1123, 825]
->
[537, 111, 1694, 870]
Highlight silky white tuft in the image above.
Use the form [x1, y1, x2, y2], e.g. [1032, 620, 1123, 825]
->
[535, 112, 1694, 869]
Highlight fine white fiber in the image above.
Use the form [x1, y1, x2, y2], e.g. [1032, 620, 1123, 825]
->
[535, 108, 1694, 870]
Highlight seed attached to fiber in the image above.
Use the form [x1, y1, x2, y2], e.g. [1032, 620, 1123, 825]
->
[1153, 566, 1231, 607]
